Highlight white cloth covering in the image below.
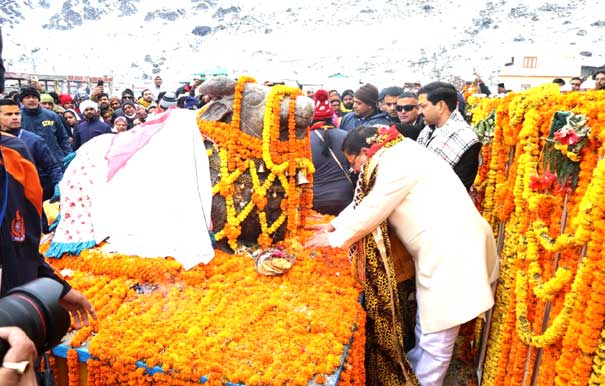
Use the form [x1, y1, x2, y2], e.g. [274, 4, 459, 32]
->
[91, 109, 214, 269]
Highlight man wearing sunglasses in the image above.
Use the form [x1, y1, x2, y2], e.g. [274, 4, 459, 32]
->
[395, 92, 423, 127]
[393, 92, 424, 141]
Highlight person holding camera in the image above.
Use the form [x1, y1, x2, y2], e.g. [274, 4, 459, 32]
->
[0, 130, 97, 328]
[0, 327, 37, 386]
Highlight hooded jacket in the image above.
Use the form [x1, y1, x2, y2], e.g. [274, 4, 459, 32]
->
[7, 128, 63, 200]
[339, 109, 391, 132]
[0, 133, 71, 296]
[20, 106, 72, 163]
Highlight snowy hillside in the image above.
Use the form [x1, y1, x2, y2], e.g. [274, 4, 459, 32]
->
[1, 0, 604, 91]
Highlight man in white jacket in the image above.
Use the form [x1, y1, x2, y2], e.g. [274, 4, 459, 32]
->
[306, 125, 499, 386]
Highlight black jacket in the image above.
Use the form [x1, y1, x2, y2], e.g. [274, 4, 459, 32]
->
[0, 133, 70, 296]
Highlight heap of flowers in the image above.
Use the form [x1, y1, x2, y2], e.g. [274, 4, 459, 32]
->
[196, 76, 314, 250]
[469, 85, 605, 386]
[44, 216, 365, 386]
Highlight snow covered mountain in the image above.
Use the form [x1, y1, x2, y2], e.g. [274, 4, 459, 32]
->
[1, 0, 604, 92]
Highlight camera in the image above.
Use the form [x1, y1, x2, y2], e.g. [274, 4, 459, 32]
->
[97, 80, 103, 87]
[0, 278, 70, 362]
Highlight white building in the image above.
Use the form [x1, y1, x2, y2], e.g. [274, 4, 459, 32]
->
[495, 46, 603, 91]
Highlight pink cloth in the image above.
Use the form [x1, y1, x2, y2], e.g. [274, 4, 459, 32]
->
[105, 109, 173, 181]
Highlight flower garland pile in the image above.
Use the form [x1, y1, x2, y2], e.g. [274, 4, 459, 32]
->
[44, 216, 365, 385]
[197, 76, 314, 250]
[472, 87, 605, 386]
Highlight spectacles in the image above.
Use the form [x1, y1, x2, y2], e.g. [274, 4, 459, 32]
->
[123, 96, 134, 100]
[396, 104, 417, 112]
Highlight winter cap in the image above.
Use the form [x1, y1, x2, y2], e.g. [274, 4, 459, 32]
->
[341, 89, 354, 99]
[19, 86, 41, 102]
[160, 91, 178, 109]
[121, 88, 135, 98]
[79, 100, 99, 112]
[313, 90, 334, 121]
[59, 94, 74, 106]
[122, 100, 136, 109]
[354, 84, 379, 107]
[40, 94, 54, 104]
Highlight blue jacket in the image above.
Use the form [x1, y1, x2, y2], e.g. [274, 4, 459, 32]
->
[339, 110, 391, 132]
[0, 133, 71, 296]
[9, 129, 63, 200]
[73, 117, 112, 150]
[20, 106, 72, 163]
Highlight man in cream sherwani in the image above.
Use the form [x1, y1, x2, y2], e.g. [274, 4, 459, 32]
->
[306, 125, 499, 386]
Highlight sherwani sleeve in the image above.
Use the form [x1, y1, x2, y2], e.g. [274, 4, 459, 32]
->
[327, 154, 415, 249]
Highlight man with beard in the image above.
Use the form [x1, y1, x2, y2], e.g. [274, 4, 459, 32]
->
[341, 89, 354, 113]
[137, 89, 154, 108]
[593, 68, 605, 91]
[339, 84, 390, 132]
[96, 93, 111, 110]
[73, 100, 111, 150]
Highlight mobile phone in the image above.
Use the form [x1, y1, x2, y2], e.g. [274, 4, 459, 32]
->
[97, 80, 104, 87]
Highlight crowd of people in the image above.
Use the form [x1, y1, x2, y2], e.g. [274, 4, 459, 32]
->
[1, 51, 605, 385]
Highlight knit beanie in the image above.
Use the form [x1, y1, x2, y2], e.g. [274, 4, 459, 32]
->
[59, 94, 74, 106]
[122, 88, 135, 99]
[160, 91, 178, 109]
[19, 86, 41, 102]
[341, 89, 354, 99]
[313, 90, 334, 121]
[122, 100, 136, 109]
[354, 84, 378, 107]
[40, 94, 54, 104]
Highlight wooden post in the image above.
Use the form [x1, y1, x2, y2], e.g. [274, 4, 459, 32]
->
[529, 192, 573, 386]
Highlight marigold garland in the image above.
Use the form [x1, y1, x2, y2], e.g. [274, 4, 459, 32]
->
[473, 87, 605, 386]
[198, 76, 314, 250]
